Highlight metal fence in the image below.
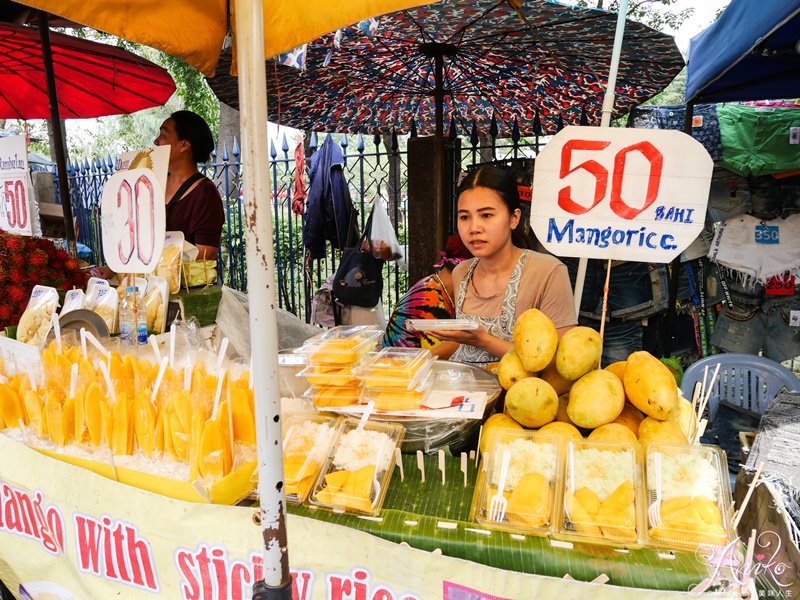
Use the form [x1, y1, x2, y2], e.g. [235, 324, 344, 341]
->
[62, 130, 542, 322]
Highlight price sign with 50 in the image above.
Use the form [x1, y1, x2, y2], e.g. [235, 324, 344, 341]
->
[532, 126, 713, 263]
[100, 168, 165, 274]
[0, 176, 31, 235]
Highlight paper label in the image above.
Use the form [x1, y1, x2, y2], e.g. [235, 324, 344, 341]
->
[766, 274, 795, 296]
[790, 127, 800, 145]
[755, 224, 780, 244]
[790, 310, 800, 327]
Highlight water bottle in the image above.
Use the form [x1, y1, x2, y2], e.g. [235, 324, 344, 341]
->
[119, 286, 148, 346]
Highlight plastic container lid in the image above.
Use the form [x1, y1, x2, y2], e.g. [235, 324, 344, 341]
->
[296, 326, 383, 365]
[282, 414, 341, 504]
[471, 429, 561, 536]
[557, 439, 643, 547]
[407, 319, 479, 332]
[360, 379, 431, 412]
[643, 442, 732, 551]
[358, 347, 434, 380]
[309, 417, 405, 516]
[298, 361, 364, 387]
[359, 357, 435, 391]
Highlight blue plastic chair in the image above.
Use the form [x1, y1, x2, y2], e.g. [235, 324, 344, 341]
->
[680, 354, 800, 422]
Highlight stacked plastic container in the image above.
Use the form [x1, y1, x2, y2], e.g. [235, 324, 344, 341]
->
[282, 414, 340, 504]
[295, 326, 383, 408]
[357, 347, 435, 411]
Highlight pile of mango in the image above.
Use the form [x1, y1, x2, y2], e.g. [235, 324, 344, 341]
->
[0, 341, 256, 484]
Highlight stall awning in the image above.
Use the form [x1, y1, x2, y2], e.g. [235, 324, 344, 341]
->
[685, 0, 800, 103]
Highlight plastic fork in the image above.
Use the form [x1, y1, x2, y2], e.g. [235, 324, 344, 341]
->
[648, 451, 663, 528]
[488, 450, 511, 522]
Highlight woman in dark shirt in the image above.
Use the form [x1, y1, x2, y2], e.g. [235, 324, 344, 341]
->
[155, 110, 224, 260]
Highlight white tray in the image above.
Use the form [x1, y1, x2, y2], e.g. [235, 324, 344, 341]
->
[407, 319, 479, 331]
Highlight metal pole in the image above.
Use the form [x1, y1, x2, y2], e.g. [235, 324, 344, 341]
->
[234, 1, 292, 598]
[573, 0, 629, 314]
[38, 12, 77, 259]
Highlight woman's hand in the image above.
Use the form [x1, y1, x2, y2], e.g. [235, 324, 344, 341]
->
[429, 325, 513, 360]
[90, 265, 115, 280]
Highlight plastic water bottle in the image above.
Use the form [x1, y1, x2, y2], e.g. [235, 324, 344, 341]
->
[119, 286, 148, 346]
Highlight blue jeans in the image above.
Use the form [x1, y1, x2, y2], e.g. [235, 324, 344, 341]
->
[711, 296, 800, 361]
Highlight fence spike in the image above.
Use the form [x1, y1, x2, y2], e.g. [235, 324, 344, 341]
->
[107, 154, 114, 171]
[270, 139, 277, 160]
[373, 133, 381, 148]
[356, 134, 365, 153]
[391, 129, 398, 152]
[470, 120, 478, 147]
[221, 142, 230, 162]
[490, 112, 499, 140]
[281, 132, 289, 154]
[210, 144, 217, 160]
[512, 117, 521, 143]
[579, 106, 589, 126]
[448, 115, 457, 140]
[232, 137, 240, 158]
[340, 133, 349, 148]
[309, 131, 318, 152]
[410, 119, 418, 138]
[533, 110, 543, 136]
[83, 158, 90, 173]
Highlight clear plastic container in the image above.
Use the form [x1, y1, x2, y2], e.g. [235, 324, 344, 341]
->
[282, 414, 341, 504]
[358, 347, 434, 380]
[558, 439, 643, 546]
[470, 429, 560, 536]
[296, 326, 383, 365]
[299, 362, 363, 387]
[407, 319, 479, 332]
[643, 442, 732, 551]
[306, 385, 362, 408]
[309, 418, 404, 516]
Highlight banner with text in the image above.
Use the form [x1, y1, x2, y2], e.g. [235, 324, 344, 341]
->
[0, 136, 33, 236]
[0, 435, 730, 600]
[531, 126, 713, 263]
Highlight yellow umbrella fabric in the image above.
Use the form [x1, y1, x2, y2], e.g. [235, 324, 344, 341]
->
[15, 0, 430, 76]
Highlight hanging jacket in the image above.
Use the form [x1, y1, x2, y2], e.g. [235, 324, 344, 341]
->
[303, 134, 358, 260]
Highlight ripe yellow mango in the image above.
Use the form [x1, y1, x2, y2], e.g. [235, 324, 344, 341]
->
[555, 326, 602, 381]
[567, 370, 625, 429]
[588, 423, 638, 445]
[505, 377, 558, 428]
[512, 309, 558, 372]
[539, 357, 573, 396]
[623, 351, 677, 420]
[638, 417, 688, 446]
[507, 472, 551, 528]
[497, 349, 535, 391]
[613, 403, 644, 437]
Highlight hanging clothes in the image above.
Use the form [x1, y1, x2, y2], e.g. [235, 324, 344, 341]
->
[303, 134, 359, 260]
[291, 141, 307, 216]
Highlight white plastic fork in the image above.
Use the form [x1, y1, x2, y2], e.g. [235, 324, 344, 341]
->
[488, 450, 511, 522]
[648, 451, 663, 528]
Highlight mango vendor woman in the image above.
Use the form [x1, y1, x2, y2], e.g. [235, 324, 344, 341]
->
[432, 166, 577, 364]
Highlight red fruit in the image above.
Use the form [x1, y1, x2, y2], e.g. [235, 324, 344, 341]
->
[7, 285, 27, 304]
[3, 235, 23, 251]
[0, 304, 12, 323]
[65, 258, 79, 271]
[55, 249, 69, 260]
[29, 250, 47, 267]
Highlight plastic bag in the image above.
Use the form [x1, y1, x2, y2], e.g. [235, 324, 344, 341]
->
[156, 231, 184, 294]
[16, 285, 59, 347]
[144, 276, 169, 334]
[60, 289, 86, 316]
[368, 199, 402, 261]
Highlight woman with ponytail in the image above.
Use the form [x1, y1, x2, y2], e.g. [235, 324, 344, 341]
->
[431, 166, 576, 364]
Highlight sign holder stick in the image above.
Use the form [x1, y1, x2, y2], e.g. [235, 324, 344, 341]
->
[573, 0, 629, 314]
[597, 258, 613, 368]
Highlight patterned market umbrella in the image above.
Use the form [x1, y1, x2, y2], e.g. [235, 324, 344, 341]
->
[208, 0, 684, 136]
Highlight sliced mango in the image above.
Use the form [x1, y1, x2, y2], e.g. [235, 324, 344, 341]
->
[198, 419, 225, 480]
[507, 472, 550, 528]
[0, 383, 26, 428]
[170, 411, 189, 462]
[23, 390, 46, 438]
[134, 391, 157, 457]
[84, 383, 104, 446]
[574, 486, 601, 516]
[564, 490, 603, 537]
[230, 388, 256, 445]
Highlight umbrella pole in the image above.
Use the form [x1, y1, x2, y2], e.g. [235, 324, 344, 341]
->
[38, 12, 78, 260]
[572, 0, 629, 314]
[434, 50, 447, 256]
[235, 1, 292, 598]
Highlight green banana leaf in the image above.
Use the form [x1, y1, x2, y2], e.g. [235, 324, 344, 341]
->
[288, 453, 717, 591]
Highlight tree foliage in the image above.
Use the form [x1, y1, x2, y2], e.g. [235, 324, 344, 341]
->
[574, 0, 694, 31]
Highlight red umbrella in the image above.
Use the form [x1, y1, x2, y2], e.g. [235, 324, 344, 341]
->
[0, 21, 175, 118]
[0, 19, 175, 257]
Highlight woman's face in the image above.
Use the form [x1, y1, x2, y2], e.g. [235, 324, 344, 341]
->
[456, 186, 520, 258]
[154, 118, 188, 163]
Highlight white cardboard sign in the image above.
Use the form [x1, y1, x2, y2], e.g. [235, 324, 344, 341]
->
[531, 126, 713, 263]
[0, 136, 33, 236]
[100, 167, 165, 274]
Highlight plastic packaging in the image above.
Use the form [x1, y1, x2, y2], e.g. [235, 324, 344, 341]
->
[156, 231, 184, 294]
[643, 442, 732, 551]
[296, 326, 383, 365]
[16, 285, 59, 347]
[471, 429, 560, 536]
[60, 289, 86, 316]
[367, 198, 403, 261]
[90, 286, 119, 335]
[282, 414, 340, 504]
[309, 418, 404, 515]
[299, 362, 364, 387]
[119, 286, 148, 346]
[144, 276, 169, 334]
[407, 319, 479, 332]
[357, 347, 435, 385]
[558, 439, 643, 547]
[306, 385, 362, 408]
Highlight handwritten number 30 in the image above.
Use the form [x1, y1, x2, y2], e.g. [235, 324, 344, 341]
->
[116, 175, 155, 266]
[558, 139, 663, 220]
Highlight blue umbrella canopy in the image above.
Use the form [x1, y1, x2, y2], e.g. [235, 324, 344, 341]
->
[686, 0, 800, 103]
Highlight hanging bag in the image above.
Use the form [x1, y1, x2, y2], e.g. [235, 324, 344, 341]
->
[333, 209, 384, 308]
[367, 198, 403, 261]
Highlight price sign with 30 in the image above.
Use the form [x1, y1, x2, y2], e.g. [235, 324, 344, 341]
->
[532, 126, 713, 262]
[100, 168, 165, 274]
